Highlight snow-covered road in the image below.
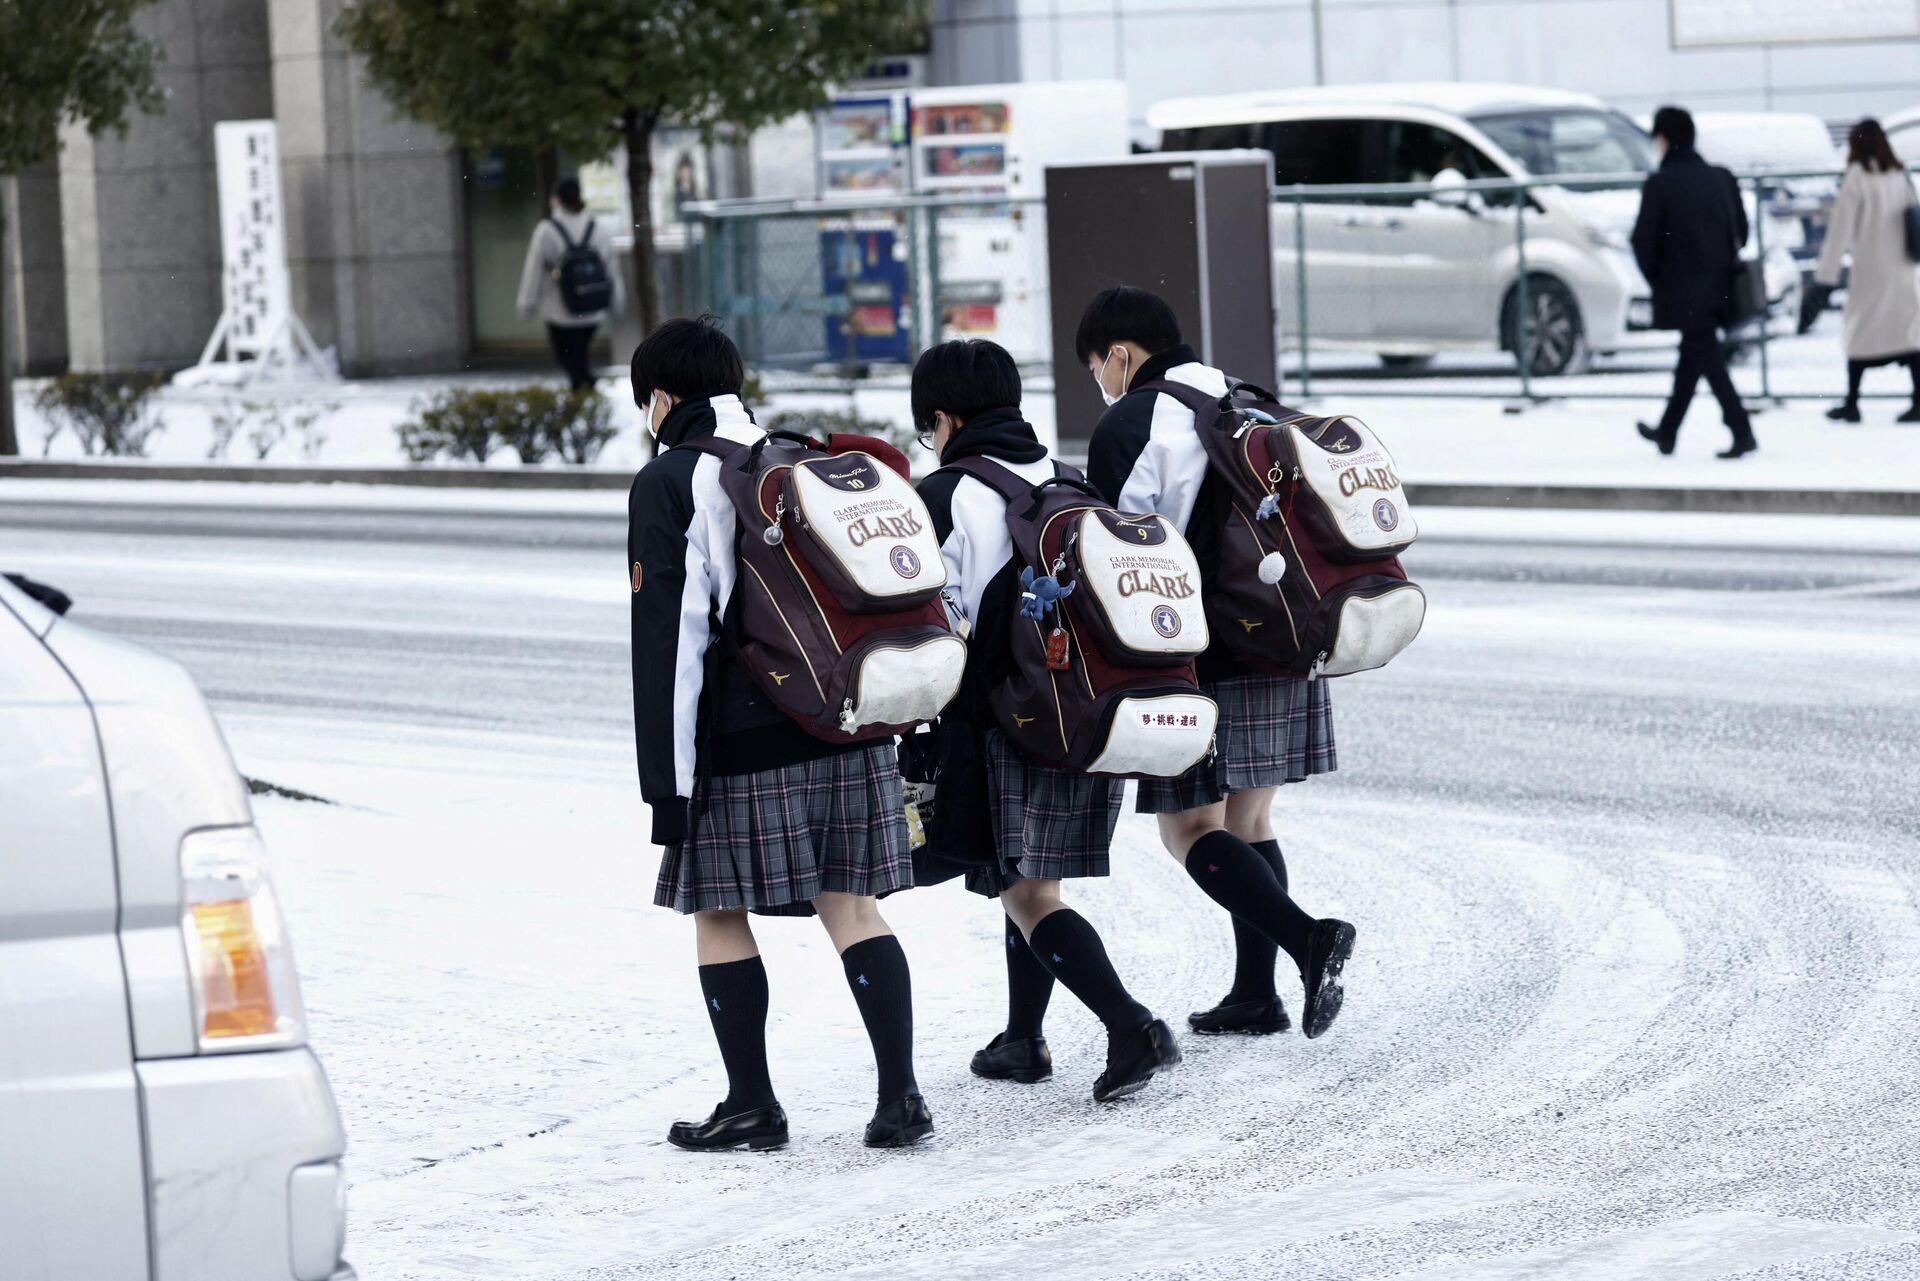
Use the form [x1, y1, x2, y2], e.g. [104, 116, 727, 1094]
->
[5, 486, 1919, 1280]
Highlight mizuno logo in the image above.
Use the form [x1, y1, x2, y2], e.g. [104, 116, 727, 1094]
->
[1238, 619, 1262, 633]
[1013, 714, 1035, 727]
[770, 672, 790, 685]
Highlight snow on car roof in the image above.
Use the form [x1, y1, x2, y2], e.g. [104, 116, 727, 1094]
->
[1147, 82, 1606, 130]
[1690, 112, 1841, 171]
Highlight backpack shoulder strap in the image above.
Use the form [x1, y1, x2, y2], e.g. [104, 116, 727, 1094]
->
[1135, 377, 1222, 419]
[547, 217, 577, 251]
[942, 454, 1030, 502]
[581, 218, 596, 247]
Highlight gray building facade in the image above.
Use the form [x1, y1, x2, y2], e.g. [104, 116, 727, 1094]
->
[4, 0, 466, 378]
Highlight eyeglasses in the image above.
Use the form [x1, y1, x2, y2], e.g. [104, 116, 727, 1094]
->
[915, 423, 937, 451]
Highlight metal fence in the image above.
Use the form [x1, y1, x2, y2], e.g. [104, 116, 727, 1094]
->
[686, 167, 1892, 405]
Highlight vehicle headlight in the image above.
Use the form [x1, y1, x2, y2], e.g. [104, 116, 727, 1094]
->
[1583, 223, 1630, 252]
[181, 826, 307, 1053]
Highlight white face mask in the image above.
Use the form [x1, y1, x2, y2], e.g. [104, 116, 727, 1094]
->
[641, 390, 661, 438]
[1094, 347, 1129, 407]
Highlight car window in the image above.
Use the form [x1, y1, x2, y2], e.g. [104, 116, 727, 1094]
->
[1161, 124, 1257, 152]
[1468, 109, 1653, 178]
[1262, 119, 1372, 187]
[1378, 121, 1514, 206]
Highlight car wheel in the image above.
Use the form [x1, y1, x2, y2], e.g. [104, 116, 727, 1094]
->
[1502, 275, 1588, 377]
[1378, 354, 1436, 372]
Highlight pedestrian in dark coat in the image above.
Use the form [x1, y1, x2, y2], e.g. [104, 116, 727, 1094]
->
[1631, 105, 1758, 458]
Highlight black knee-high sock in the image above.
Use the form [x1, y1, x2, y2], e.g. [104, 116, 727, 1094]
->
[1226, 839, 1287, 1002]
[1185, 830, 1316, 976]
[841, 935, 918, 1103]
[1004, 913, 1055, 1040]
[698, 957, 775, 1112]
[1027, 909, 1150, 1038]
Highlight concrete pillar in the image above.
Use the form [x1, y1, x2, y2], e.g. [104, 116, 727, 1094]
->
[56, 0, 274, 370]
[3, 163, 69, 376]
[269, 0, 468, 376]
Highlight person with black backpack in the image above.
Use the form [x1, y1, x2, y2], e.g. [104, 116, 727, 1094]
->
[628, 317, 932, 1151]
[517, 176, 624, 390]
[913, 338, 1183, 1102]
[1081, 286, 1358, 1043]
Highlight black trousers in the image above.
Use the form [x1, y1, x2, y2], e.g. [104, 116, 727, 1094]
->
[1657, 324, 1753, 446]
[1843, 354, 1920, 405]
[547, 323, 598, 390]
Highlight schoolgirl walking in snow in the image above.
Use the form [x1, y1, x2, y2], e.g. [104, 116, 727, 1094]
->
[628, 317, 932, 1150]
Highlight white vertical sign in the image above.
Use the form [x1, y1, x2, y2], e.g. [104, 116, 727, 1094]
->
[213, 120, 290, 356]
[187, 119, 329, 382]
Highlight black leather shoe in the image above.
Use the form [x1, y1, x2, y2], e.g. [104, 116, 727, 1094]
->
[1092, 1018, 1182, 1103]
[864, 1092, 934, 1148]
[667, 1102, 788, 1152]
[1827, 403, 1862, 423]
[1716, 440, 1758, 459]
[970, 1032, 1053, 1083]
[1301, 920, 1357, 1040]
[1636, 422, 1675, 455]
[1188, 995, 1292, 1035]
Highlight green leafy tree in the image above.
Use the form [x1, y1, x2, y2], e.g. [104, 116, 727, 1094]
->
[337, 0, 926, 336]
[0, 0, 165, 454]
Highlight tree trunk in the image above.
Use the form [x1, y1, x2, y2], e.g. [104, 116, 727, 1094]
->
[0, 201, 17, 456]
[622, 108, 662, 336]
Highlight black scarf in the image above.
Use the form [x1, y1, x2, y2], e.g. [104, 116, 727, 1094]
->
[937, 406, 1048, 467]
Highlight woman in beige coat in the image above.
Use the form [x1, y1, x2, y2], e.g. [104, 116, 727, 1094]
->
[1815, 119, 1920, 423]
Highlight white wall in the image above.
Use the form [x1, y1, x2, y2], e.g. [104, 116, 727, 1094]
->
[932, 0, 1920, 141]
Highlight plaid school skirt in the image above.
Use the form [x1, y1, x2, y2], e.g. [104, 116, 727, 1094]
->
[966, 729, 1124, 897]
[653, 742, 912, 917]
[1135, 673, 1337, 815]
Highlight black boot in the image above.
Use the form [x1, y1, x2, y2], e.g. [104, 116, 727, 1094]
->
[1827, 402, 1862, 423]
[667, 1102, 788, 1152]
[1715, 439, 1758, 459]
[1091, 1018, 1182, 1103]
[1188, 995, 1292, 1036]
[1636, 422, 1675, 455]
[1300, 920, 1357, 1040]
[864, 1092, 934, 1148]
[1898, 403, 1920, 424]
[970, 1032, 1053, 1083]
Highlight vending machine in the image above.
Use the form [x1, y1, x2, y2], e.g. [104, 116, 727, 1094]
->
[816, 94, 915, 365]
[909, 81, 1130, 363]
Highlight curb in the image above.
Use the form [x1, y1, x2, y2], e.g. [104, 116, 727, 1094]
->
[2, 460, 1917, 516]
[0, 460, 633, 489]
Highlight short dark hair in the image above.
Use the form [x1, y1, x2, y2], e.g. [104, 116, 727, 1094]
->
[1073, 286, 1182, 363]
[1650, 106, 1695, 151]
[630, 315, 744, 405]
[910, 339, 1021, 430]
[553, 176, 584, 212]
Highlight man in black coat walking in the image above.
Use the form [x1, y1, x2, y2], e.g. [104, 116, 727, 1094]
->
[1631, 105, 1759, 459]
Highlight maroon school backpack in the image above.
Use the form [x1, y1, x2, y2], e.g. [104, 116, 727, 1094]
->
[945, 457, 1218, 777]
[687, 429, 964, 741]
[1141, 380, 1427, 680]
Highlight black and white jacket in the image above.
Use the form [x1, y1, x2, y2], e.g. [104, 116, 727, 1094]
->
[914, 408, 1055, 727]
[1084, 343, 1245, 681]
[627, 394, 857, 845]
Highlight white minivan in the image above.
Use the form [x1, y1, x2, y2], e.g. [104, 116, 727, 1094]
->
[1, 573, 354, 1281]
[1149, 83, 1801, 376]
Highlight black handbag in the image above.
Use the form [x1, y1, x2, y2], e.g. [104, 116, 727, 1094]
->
[900, 720, 994, 887]
[1726, 258, 1768, 327]
[1904, 175, 1920, 262]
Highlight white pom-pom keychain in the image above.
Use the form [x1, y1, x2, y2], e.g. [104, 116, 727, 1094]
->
[1257, 552, 1288, 585]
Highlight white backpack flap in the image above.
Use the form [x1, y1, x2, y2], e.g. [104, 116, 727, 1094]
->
[1086, 692, 1219, 777]
[1289, 417, 1418, 557]
[841, 632, 967, 733]
[1069, 509, 1210, 661]
[1321, 584, 1427, 676]
[788, 453, 948, 606]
